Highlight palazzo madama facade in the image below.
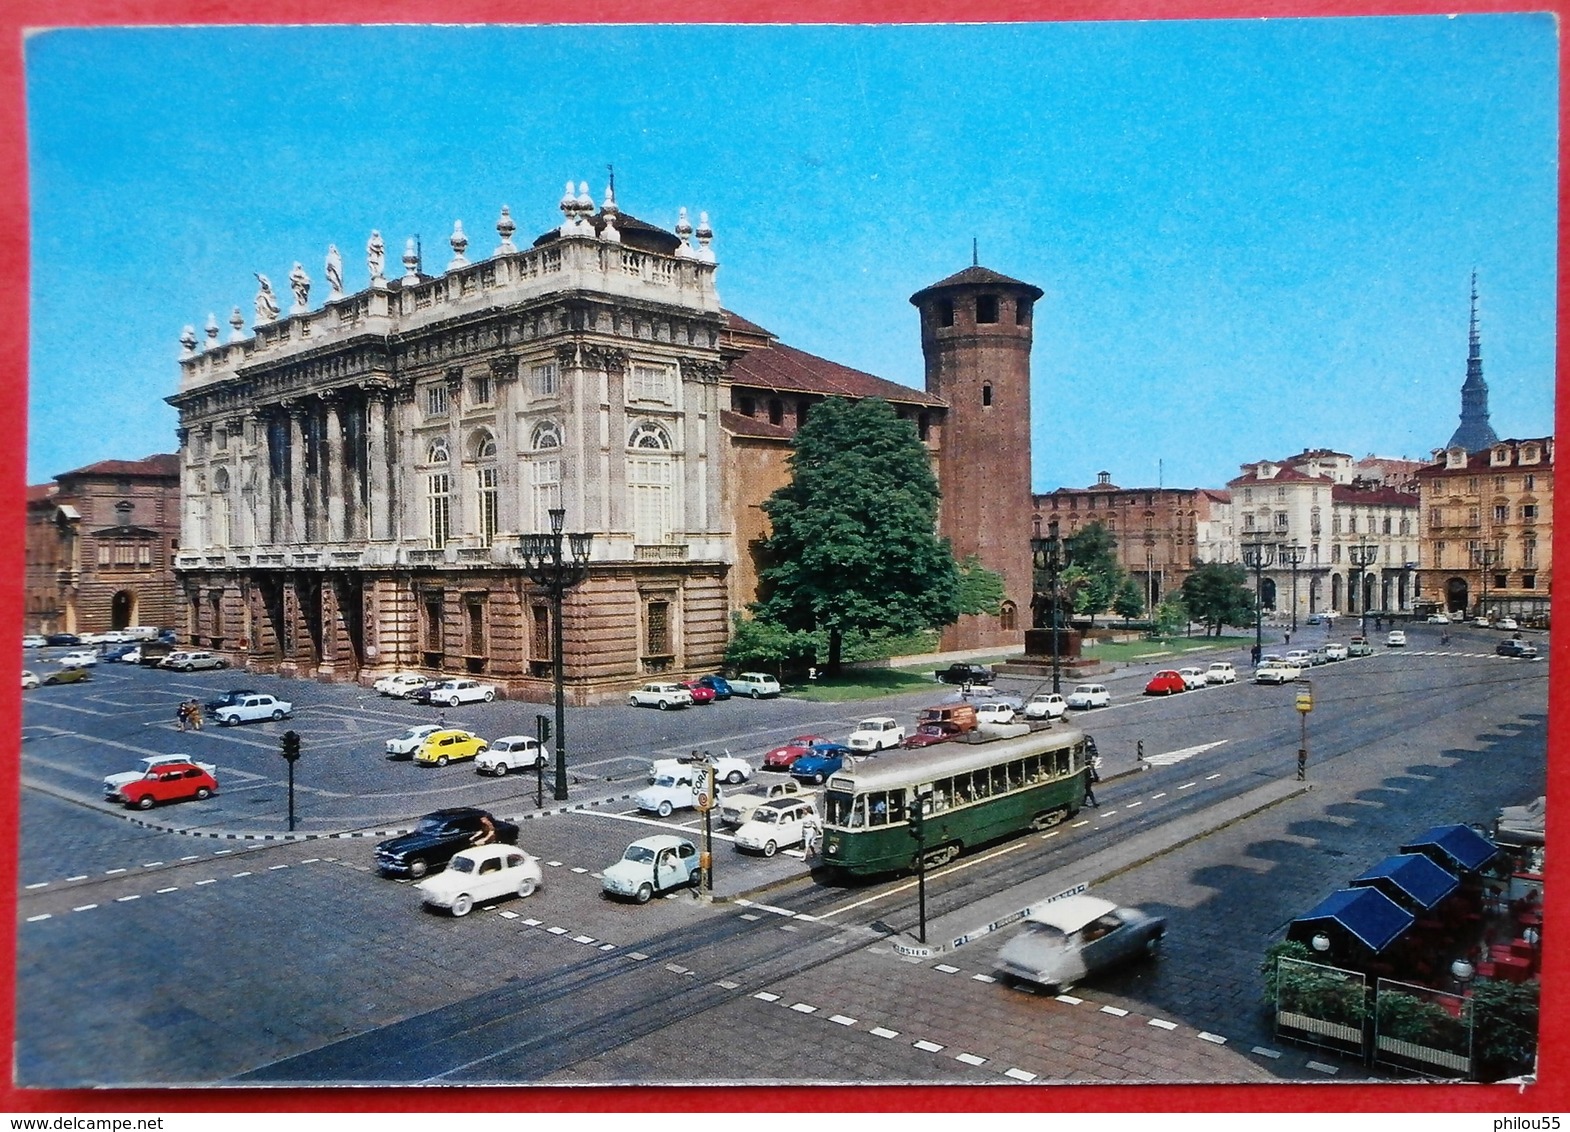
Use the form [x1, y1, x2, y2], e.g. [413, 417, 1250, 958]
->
[168, 185, 732, 702]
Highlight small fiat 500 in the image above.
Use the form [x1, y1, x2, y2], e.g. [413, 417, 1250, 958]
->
[416, 844, 543, 917]
[601, 835, 703, 903]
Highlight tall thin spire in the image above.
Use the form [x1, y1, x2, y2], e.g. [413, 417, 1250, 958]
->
[1447, 268, 1500, 453]
[972, 237, 978, 266]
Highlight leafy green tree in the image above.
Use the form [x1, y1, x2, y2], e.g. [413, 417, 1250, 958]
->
[1470, 978, 1539, 1081]
[723, 614, 820, 677]
[1181, 562, 1256, 636]
[754, 397, 961, 675]
[1113, 575, 1145, 622]
[1153, 598, 1188, 636]
[1060, 520, 1127, 627]
[955, 555, 1005, 617]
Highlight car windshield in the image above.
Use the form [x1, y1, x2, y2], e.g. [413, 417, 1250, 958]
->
[417, 817, 459, 834]
[449, 857, 476, 874]
[1025, 923, 1073, 949]
[653, 775, 678, 788]
[753, 808, 779, 824]
[624, 845, 656, 863]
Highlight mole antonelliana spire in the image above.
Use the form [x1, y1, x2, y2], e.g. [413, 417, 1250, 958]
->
[1447, 270, 1501, 452]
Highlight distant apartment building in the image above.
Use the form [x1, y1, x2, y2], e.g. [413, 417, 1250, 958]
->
[1414, 438, 1553, 623]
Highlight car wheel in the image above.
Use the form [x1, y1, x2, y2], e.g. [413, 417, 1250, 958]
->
[195, 786, 211, 800]
[750, 689, 761, 699]
[492, 762, 508, 777]
[136, 795, 155, 810]
[436, 755, 449, 767]
[407, 858, 429, 879]
[629, 696, 639, 706]
[689, 867, 705, 890]
[219, 715, 234, 726]
[271, 708, 284, 720]
[180, 663, 193, 672]
[1145, 933, 1163, 957]
[517, 877, 537, 898]
[657, 801, 673, 818]
[447, 695, 461, 707]
[763, 840, 778, 858]
[450, 894, 474, 917]
[725, 770, 744, 785]
[634, 883, 653, 905]
[217, 661, 228, 669]
[812, 772, 825, 785]
[658, 700, 670, 710]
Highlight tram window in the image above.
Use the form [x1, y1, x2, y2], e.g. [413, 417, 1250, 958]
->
[954, 774, 973, 804]
[1054, 750, 1070, 777]
[992, 765, 1009, 793]
[974, 773, 991, 800]
[849, 796, 867, 827]
[1023, 754, 1040, 782]
[868, 792, 890, 826]
[826, 793, 852, 825]
[888, 791, 907, 823]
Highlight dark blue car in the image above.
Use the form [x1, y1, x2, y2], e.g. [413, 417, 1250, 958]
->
[695, 674, 733, 700]
[789, 743, 858, 785]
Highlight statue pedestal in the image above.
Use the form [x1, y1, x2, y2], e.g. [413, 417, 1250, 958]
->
[1003, 626, 1110, 679]
[1025, 627, 1083, 659]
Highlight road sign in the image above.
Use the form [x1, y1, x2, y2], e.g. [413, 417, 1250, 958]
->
[1296, 688, 1313, 713]
[695, 791, 713, 812]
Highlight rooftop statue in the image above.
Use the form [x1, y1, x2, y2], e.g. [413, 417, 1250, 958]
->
[325, 244, 344, 298]
[254, 274, 280, 323]
[289, 262, 311, 313]
[367, 230, 386, 282]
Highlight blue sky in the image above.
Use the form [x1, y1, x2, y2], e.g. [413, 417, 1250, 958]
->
[24, 18, 1558, 492]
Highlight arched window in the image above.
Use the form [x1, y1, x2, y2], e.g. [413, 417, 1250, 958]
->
[470, 430, 498, 545]
[468, 429, 497, 461]
[999, 600, 1018, 632]
[982, 383, 993, 407]
[531, 421, 563, 450]
[426, 438, 450, 465]
[528, 421, 562, 532]
[628, 421, 672, 450]
[628, 421, 676, 543]
[211, 468, 231, 547]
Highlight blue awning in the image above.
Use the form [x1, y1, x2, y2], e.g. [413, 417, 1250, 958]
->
[1292, 887, 1414, 954]
[1400, 824, 1498, 874]
[1351, 853, 1459, 911]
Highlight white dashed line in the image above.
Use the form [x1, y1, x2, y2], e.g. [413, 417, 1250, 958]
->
[1205, 773, 1221, 780]
[1252, 1046, 1282, 1059]
[1101, 809, 1118, 815]
[955, 1053, 986, 1066]
[215, 850, 233, 855]
[598, 944, 616, 952]
[26, 914, 50, 922]
[66, 875, 87, 882]
[870, 1027, 899, 1039]
[1055, 994, 1083, 1005]
[572, 935, 595, 945]
[717, 980, 741, 990]
[570, 867, 588, 874]
[72, 904, 97, 912]
[105, 868, 126, 875]
[522, 918, 543, 927]
[25, 883, 47, 890]
[497, 910, 519, 919]
[180, 856, 198, 862]
[156, 887, 178, 894]
[972, 974, 996, 983]
[143, 861, 164, 868]
[1124, 800, 1142, 808]
[547, 926, 568, 935]
[934, 964, 959, 974]
[1070, 820, 1090, 828]
[547, 861, 563, 867]
[628, 952, 650, 961]
[753, 992, 780, 1002]
[1005, 1068, 1037, 1082]
[1150, 793, 1166, 800]
[196, 879, 217, 886]
[1149, 1019, 1178, 1030]
[269, 864, 289, 870]
[1100, 1005, 1129, 1017]
[301, 858, 320, 864]
[1306, 1061, 1339, 1075]
[115, 895, 140, 903]
[1178, 782, 1197, 790]
[1198, 1032, 1227, 1045]
[913, 1040, 944, 1053]
[740, 913, 761, 921]
[829, 1015, 857, 1026]
[1038, 830, 1061, 840]
[232, 871, 252, 878]
[790, 1003, 817, 1014]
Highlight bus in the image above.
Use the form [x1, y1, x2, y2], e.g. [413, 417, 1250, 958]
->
[818, 725, 1094, 878]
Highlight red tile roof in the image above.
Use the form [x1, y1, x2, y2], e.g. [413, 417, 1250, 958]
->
[727, 338, 945, 408]
[720, 410, 795, 440]
[1227, 464, 1323, 487]
[26, 483, 56, 504]
[910, 265, 1044, 304]
[57, 454, 180, 480]
[1332, 484, 1419, 507]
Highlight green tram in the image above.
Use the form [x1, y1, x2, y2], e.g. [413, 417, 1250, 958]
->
[818, 725, 1094, 878]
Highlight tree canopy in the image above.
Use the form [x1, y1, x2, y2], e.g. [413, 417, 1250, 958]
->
[1180, 562, 1255, 636]
[1046, 520, 1127, 627]
[753, 397, 961, 673]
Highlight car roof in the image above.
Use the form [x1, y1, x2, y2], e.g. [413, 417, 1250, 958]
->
[424, 729, 476, 739]
[629, 834, 693, 850]
[1023, 894, 1121, 932]
[493, 734, 536, 744]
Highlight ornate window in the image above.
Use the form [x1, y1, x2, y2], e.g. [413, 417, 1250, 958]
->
[528, 421, 562, 532]
[426, 384, 448, 418]
[470, 373, 492, 406]
[427, 473, 451, 549]
[628, 421, 675, 544]
[629, 421, 672, 450]
[630, 363, 674, 404]
[478, 468, 499, 546]
[426, 438, 450, 465]
[532, 363, 558, 396]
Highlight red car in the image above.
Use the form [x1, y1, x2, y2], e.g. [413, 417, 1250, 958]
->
[1144, 669, 1187, 696]
[103, 760, 219, 809]
[762, 734, 830, 771]
[678, 681, 717, 705]
[903, 722, 963, 749]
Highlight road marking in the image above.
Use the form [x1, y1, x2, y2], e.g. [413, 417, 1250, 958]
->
[1100, 809, 1118, 815]
[547, 926, 568, 935]
[753, 991, 780, 1002]
[196, 879, 217, 885]
[1124, 800, 1142, 808]
[232, 871, 252, 878]
[26, 914, 51, 922]
[955, 1053, 986, 1066]
[740, 913, 761, 921]
[1038, 830, 1061, 840]
[913, 1040, 944, 1053]
[1251, 1046, 1282, 1059]
[817, 840, 1030, 918]
[143, 862, 163, 868]
[180, 856, 199, 862]
[572, 935, 595, 945]
[24, 882, 47, 890]
[972, 974, 996, 983]
[1100, 1005, 1129, 1017]
[1198, 1032, 1227, 1045]
[66, 875, 86, 882]
[106, 868, 126, 875]
[269, 864, 289, 870]
[1151, 793, 1166, 800]
[1142, 739, 1229, 766]
[156, 887, 179, 894]
[829, 1015, 857, 1026]
[1178, 782, 1197, 790]
[717, 980, 741, 990]
[627, 952, 650, 961]
[1071, 820, 1090, 827]
[934, 964, 959, 974]
[1055, 994, 1083, 1005]
[72, 904, 97, 912]
[870, 1027, 899, 1039]
[1149, 1019, 1178, 1030]
[522, 918, 543, 926]
[1306, 1061, 1339, 1075]
[790, 1003, 817, 1014]
[301, 858, 320, 864]
[1205, 773, 1221, 781]
[1004, 1068, 1037, 1082]
[115, 895, 140, 902]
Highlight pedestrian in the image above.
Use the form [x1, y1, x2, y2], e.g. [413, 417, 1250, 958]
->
[189, 701, 204, 731]
[802, 818, 820, 858]
[469, 814, 497, 846]
[1250, 644, 1261, 666]
[1284, 632, 1291, 646]
[1084, 759, 1101, 808]
[175, 701, 188, 731]
[438, 710, 448, 729]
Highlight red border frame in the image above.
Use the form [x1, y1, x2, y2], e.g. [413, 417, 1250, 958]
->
[0, 0, 1563, 1115]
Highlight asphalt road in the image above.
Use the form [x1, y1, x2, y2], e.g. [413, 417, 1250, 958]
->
[15, 623, 1547, 1088]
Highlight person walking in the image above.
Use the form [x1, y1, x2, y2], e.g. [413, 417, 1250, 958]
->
[802, 817, 820, 859]
[189, 701, 204, 731]
[175, 701, 189, 731]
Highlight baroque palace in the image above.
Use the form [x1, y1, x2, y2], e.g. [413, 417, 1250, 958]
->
[166, 182, 1037, 701]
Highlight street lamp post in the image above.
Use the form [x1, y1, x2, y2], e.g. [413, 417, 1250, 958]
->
[517, 508, 593, 801]
[1348, 542, 1378, 638]
[1280, 543, 1306, 634]
[1472, 544, 1499, 622]
[1030, 518, 1065, 694]
[1241, 538, 1276, 665]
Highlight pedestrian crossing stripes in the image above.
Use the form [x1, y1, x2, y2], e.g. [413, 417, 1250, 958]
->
[1142, 739, 1229, 767]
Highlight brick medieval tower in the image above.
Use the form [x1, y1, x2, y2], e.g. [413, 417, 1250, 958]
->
[911, 263, 1042, 652]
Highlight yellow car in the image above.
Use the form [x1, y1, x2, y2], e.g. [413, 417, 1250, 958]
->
[412, 729, 488, 767]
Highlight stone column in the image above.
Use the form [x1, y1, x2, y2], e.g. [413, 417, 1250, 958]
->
[324, 394, 346, 545]
[367, 389, 392, 541]
[286, 402, 307, 544]
[444, 367, 465, 547]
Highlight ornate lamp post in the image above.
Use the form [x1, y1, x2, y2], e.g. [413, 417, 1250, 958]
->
[1030, 518, 1064, 694]
[1241, 538, 1276, 665]
[1472, 543, 1499, 622]
[1279, 542, 1306, 634]
[517, 508, 593, 801]
[1348, 542, 1379, 637]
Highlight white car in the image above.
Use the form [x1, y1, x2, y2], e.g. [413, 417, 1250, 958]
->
[422, 679, 497, 706]
[1177, 667, 1208, 691]
[719, 780, 816, 827]
[848, 716, 906, 751]
[213, 694, 293, 725]
[1204, 662, 1236, 685]
[475, 735, 547, 776]
[728, 672, 782, 699]
[1253, 661, 1302, 685]
[1496, 617, 1520, 631]
[161, 650, 228, 671]
[1065, 684, 1110, 710]
[374, 672, 431, 698]
[1386, 630, 1407, 648]
[56, 650, 99, 667]
[649, 753, 752, 787]
[1283, 649, 1314, 668]
[21, 635, 45, 649]
[1023, 692, 1068, 720]
[975, 702, 1018, 726]
[415, 844, 543, 917]
[636, 769, 712, 818]
[385, 724, 444, 759]
[734, 798, 821, 857]
[1426, 614, 1451, 624]
[1322, 643, 1349, 662]
[601, 834, 703, 903]
[21, 669, 39, 689]
[628, 682, 693, 710]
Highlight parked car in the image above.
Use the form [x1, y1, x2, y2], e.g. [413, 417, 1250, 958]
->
[648, 753, 751, 786]
[677, 680, 717, 705]
[1066, 684, 1110, 710]
[213, 693, 294, 726]
[734, 798, 821, 857]
[374, 672, 433, 698]
[789, 743, 857, 785]
[975, 703, 1018, 726]
[693, 674, 733, 700]
[1496, 638, 1539, 659]
[1177, 667, 1208, 690]
[916, 702, 979, 733]
[1322, 643, 1348, 662]
[161, 650, 228, 672]
[1253, 660, 1302, 685]
[103, 758, 219, 810]
[385, 724, 445, 760]
[413, 729, 488, 767]
[935, 662, 995, 686]
[1023, 692, 1069, 720]
[1347, 636, 1374, 657]
[1204, 662, 1237, 685]
[1144, 670, 1187, 696]
[762, 734, 830, 771]
[44, 633, 80, 647]
[101, 644, 140, 663]
[636, 767, 711, 818]
[55, 650, 99, 668]
[475, 735, 547, 776]
[718, 779, 817, 827]
[902, 722, 963, 749]
[993, 895, 1166, 994]
[42, 666, 91, 686]
[1426, 613, 1451, 624]
[628, 681, 693, 710]
[413, 678, 497, 706]
[728, 672, 782, 699]
[1385, 630, 1407, 648]
[1496, 617, 1520, 631]
[21, 669, 39, 689]
[416, 844, 543, 917]
[375, 808, 520, 879]
[21, 634, 45, 649]
[601, 834, 703, 903]
[848, 716, 907, 751]
[1283, 649, 1314, 668]
[206, 689, 261, 715]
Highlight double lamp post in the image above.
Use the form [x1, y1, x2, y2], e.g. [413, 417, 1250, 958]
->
[517, 508, 593, 801]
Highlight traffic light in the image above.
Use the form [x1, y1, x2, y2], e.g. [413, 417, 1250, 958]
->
[535, 714, 552, 744]
[908, 798, 926, 842]
[280, 730, 301, 763]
